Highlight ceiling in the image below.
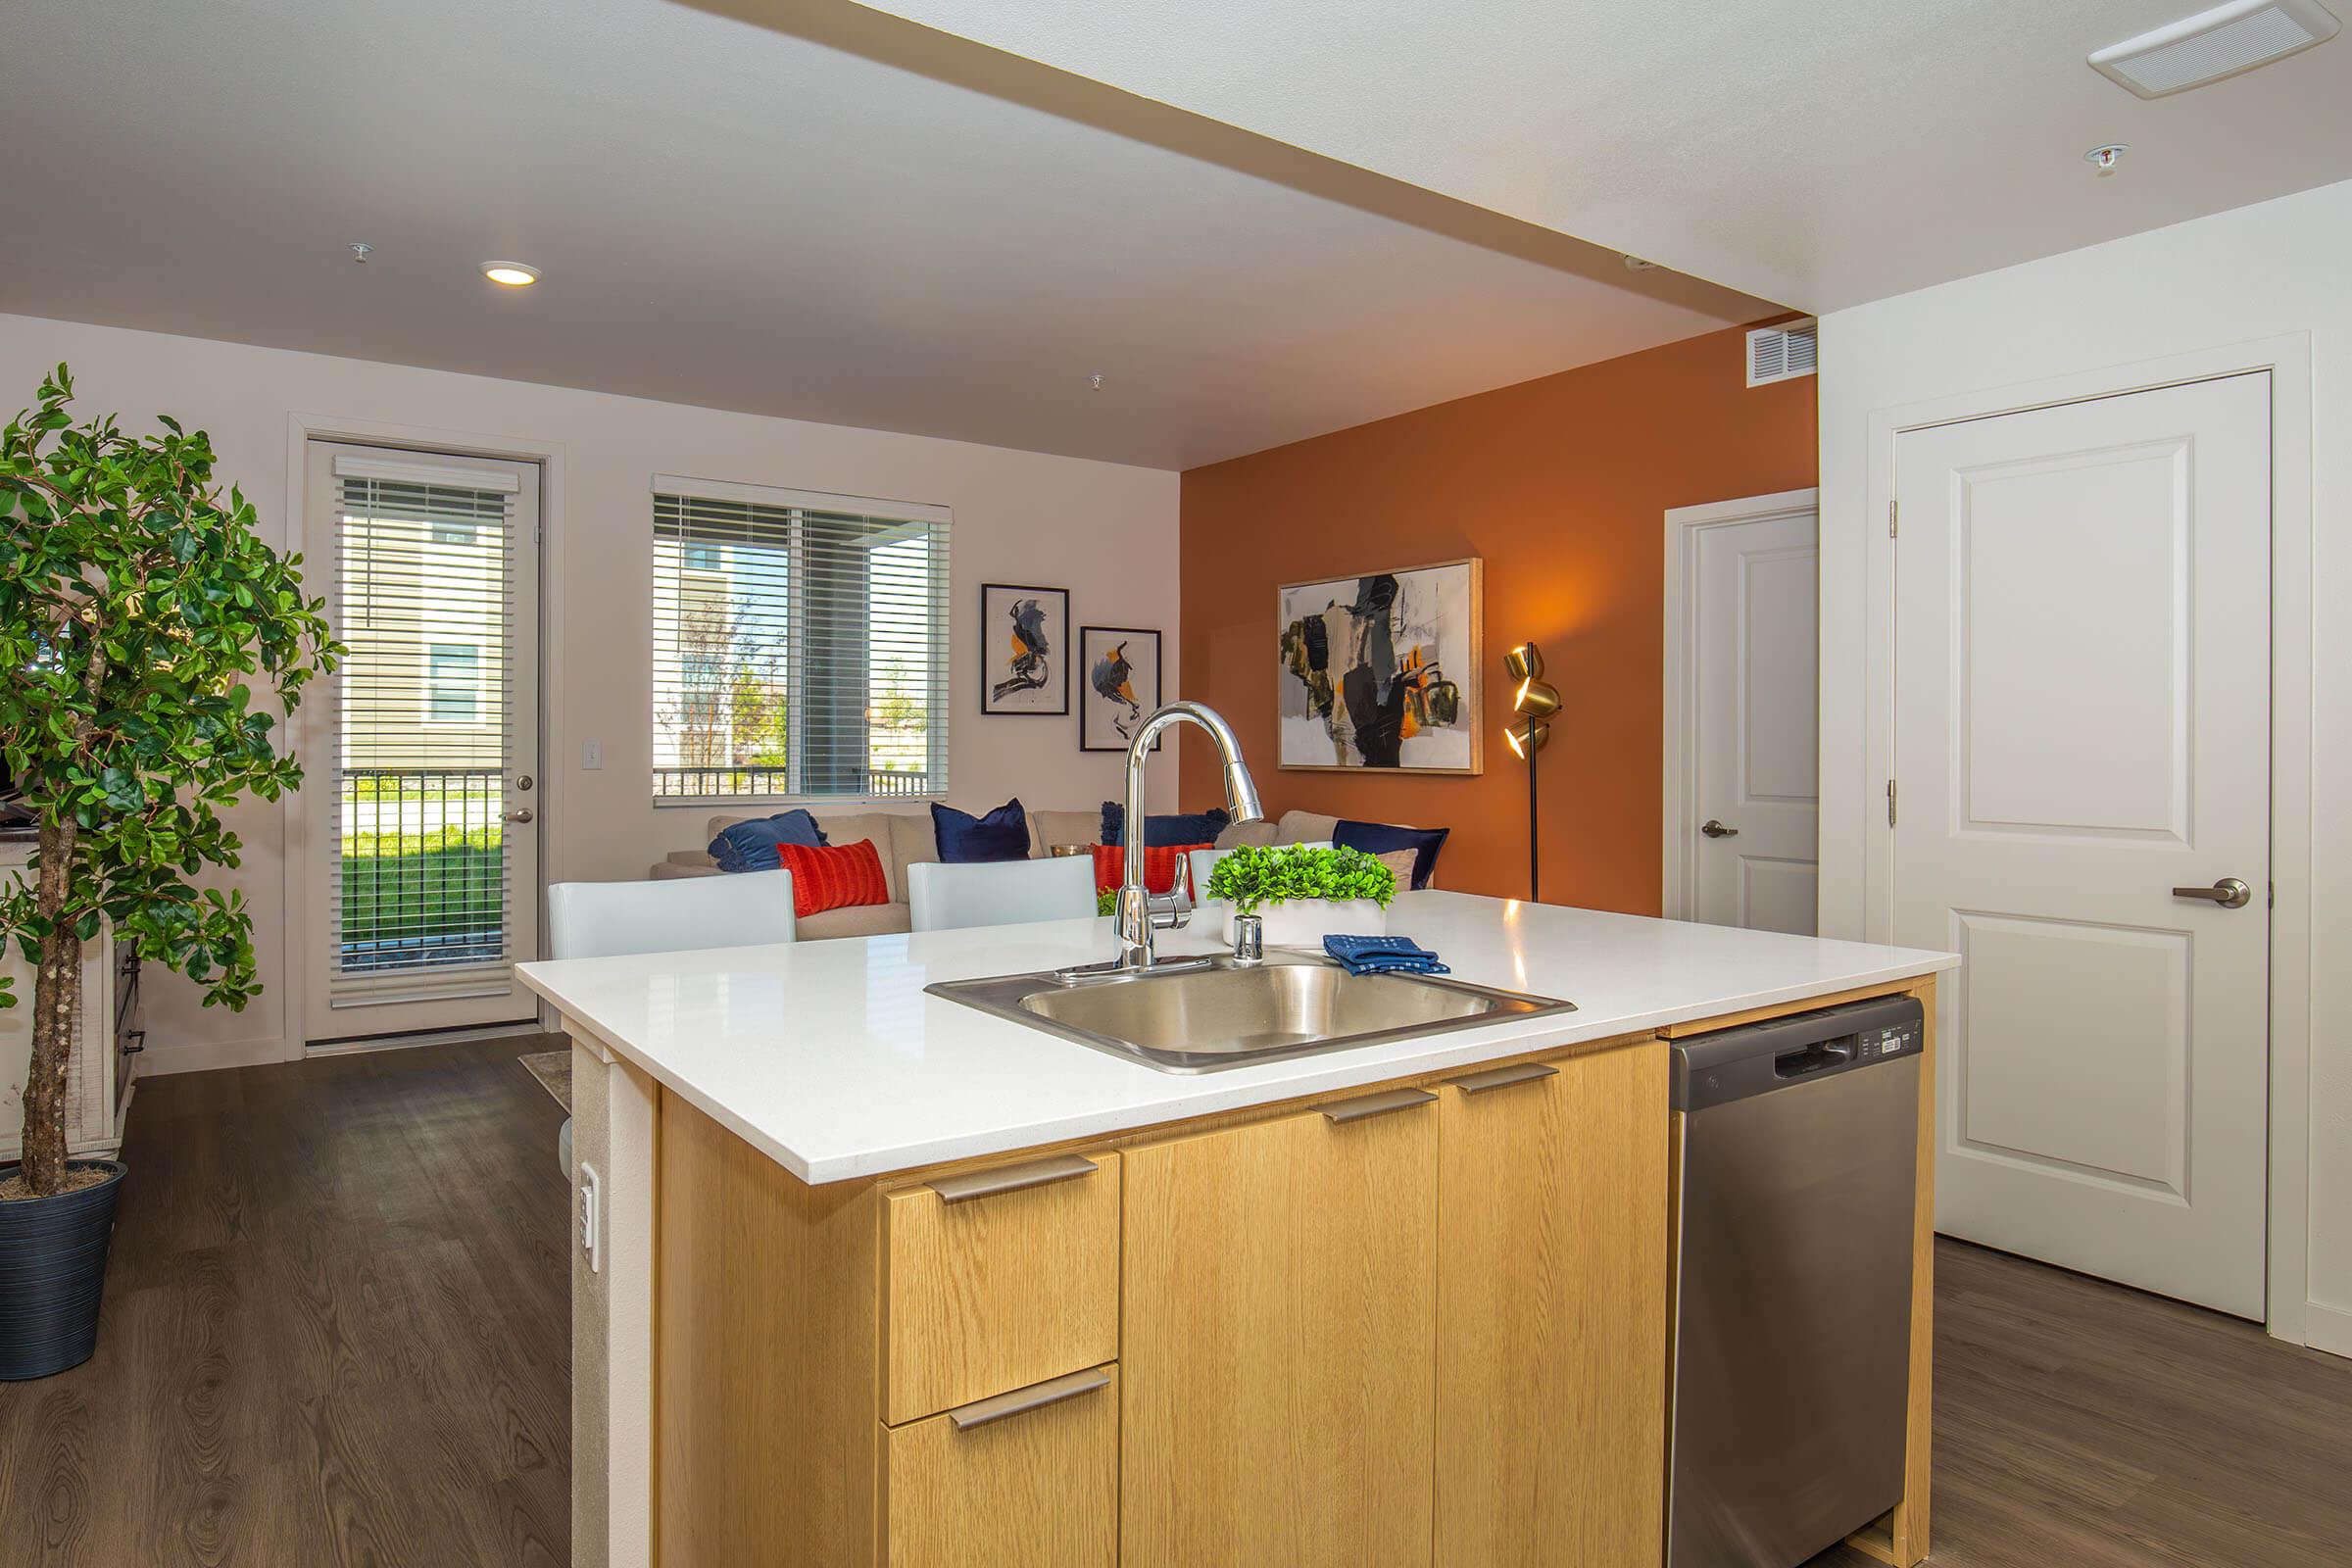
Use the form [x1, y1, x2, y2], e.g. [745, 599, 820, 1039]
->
[839, 0, 2352, 311]
[0, 0, 1775, 471]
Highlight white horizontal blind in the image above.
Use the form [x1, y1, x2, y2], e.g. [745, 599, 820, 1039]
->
[652, 478, 950, 803]
[331, 467, 515, 978]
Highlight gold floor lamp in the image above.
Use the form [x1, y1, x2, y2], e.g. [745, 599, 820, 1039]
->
[1502, 643, 1559, 902]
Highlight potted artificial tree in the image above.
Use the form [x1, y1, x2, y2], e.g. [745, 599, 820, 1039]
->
[0, 366, 338, 1379]
[1201, 843, 1397, 950]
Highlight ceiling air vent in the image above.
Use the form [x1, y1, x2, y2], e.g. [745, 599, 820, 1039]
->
[1746, 320, 1817, 388]
[2090, 0, 2339, 98]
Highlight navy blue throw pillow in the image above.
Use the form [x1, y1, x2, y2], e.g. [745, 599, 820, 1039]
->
[1100, 802, 1232, 848]
[1332, 819, 1449, 891]
[708, 809, 827, 873]
[932, 799, 1031, 862]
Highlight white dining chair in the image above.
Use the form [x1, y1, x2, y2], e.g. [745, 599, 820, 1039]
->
[906, 857, 1099, 933]
[547, 872, 799, 962]
[545, 873, 798, 1176]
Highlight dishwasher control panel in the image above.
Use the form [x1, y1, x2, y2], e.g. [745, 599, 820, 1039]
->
[1671, 994, 1927, 1112]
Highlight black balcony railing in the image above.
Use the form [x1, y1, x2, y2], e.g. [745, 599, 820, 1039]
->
[652, 765, 933, 800]
[337, 766, 507, 972]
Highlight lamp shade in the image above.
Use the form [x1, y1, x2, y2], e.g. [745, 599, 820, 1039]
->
[1502, 642, 1544, 682]
[1505, 718, 1551, 760]
[1512, 676, 1561, 719]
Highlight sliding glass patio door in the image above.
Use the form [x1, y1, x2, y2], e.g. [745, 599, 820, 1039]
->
[302, 442, 542, 1046]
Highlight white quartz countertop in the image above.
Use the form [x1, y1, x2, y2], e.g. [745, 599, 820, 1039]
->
[517, 891, 1956, 1185]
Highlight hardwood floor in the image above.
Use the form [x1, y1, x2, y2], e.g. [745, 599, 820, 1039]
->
[0, 1036, 571, 1568]
[1805, 1238, 2352, 1568]
[7, 1037, 2349, 1566]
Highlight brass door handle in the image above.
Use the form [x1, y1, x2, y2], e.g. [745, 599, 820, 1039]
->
[2171, 877, 2252, 909]
[1700, 819, 1739, 839]
[947, 1366, 1111, 1431]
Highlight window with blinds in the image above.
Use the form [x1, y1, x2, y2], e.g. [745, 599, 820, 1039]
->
[332, 457, 518, 976]
[652, 476, 951, 803]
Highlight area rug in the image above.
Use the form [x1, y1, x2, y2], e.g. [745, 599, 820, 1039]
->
[519, 1050, 572, 1112]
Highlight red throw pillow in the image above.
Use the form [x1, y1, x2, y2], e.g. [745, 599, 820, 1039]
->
[1090, 842, 1211, 897]
[773, 839, 890, 919]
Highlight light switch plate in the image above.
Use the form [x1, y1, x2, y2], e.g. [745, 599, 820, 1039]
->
[578, 1160, 602, 1273]
[580, 740, 604, 770]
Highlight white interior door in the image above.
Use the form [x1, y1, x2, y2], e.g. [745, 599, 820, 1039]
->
[1674, 497, 1819, 933]
[302, 443, 543, 1046]
[1892, 372, 2271, 1317]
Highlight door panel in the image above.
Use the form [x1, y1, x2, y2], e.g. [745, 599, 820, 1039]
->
[302, 442, 542, 1044]
[1435, 1042, 1668, 1568]
[1892, 372, 2270, 1316]
[1120, 1100, 1436, 1568]
[1692, 507, 1819, 933]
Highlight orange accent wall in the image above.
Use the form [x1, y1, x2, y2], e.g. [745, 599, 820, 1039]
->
[1179, 323, 1816, 912]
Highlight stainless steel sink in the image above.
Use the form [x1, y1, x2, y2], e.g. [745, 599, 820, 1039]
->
[926, 952, 1576, 1073]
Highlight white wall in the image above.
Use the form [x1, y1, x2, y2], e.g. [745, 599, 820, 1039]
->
[0, 313, 1181, 1075]
[1815, 177, 2352, 1352]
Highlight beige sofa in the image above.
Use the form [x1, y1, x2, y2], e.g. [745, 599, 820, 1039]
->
[650, 805, 1355, 941]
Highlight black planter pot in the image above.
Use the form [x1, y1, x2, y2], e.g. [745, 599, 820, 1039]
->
[0, 1158, 126, 1381]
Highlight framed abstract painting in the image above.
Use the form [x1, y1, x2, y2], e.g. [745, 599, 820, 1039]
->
[1277, 557, 1482, 774]
[1079, 626, 1162, 752]
[980, 583, 1068, 715]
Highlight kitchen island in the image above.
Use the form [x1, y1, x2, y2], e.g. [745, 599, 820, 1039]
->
[520, 891, 1956, 1568]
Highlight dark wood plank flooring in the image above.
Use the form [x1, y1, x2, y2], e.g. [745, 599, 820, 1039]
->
[1805, 1238, 2352, 1567]
[6, 1037, 2349, 1565]
[0, 1037, 571, 1567]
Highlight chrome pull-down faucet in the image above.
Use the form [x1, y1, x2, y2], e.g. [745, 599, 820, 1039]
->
[1112, 702, 1262, 973]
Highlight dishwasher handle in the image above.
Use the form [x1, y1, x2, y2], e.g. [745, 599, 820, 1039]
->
[1774, 1040, 1854, 1079]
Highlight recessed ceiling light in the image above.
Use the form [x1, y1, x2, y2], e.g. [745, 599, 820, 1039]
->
[2084, 143, 2130, 172]
[481, 261, 540, 287]
[1622, 255, 1661, 272]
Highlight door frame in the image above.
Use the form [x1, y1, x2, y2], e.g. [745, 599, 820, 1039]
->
[1660, 487, 1819, 922]
[279, 412, 570, 1062]
[1854, 334, 2315, 1346]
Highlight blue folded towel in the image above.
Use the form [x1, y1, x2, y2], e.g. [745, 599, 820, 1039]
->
[1324, 934, 1450, 977]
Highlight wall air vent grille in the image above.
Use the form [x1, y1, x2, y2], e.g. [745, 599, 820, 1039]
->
[1746, 320, 1817, 388]
[2090, 0, 2338, 98]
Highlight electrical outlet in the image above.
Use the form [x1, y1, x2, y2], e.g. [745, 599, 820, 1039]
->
[580, 740, 604, 770]
[578, 1161, 602, 1274]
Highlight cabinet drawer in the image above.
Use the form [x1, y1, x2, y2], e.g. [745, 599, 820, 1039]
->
[884, 1150, 1120, 1424]
[883, 1364, 1118, 1568]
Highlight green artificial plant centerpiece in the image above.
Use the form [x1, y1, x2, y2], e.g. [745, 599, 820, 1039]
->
[1204, 843, 1396, 915]
[0, 366, 341, 1200]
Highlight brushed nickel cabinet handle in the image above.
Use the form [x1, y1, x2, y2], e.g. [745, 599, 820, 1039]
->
[1448, 1060, 1558, 1095]
[1321, 1087, 1439, 1124]
[948, 1366, 1112, 1431]
[925, 1152, 1099, 1204]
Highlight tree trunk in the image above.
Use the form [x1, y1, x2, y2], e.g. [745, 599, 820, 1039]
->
[19, 815, 80, 1196]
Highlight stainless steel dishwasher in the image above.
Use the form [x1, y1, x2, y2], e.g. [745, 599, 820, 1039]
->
[1667, 994, 1925, 1568]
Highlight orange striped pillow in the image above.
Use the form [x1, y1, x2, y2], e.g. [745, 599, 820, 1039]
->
[773, 839, 890, 919]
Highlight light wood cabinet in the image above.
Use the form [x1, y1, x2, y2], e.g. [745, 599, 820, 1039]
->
[1120, 1088, 1440, 1568]
[883, 1365, 1120, 1568]
[656, 1032, 1709, 1568]
[1433, 1043, 1670, 1567]
[883, 1152, 1120, 1423]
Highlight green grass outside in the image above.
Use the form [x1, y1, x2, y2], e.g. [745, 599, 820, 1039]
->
[341, 842, 505, 950]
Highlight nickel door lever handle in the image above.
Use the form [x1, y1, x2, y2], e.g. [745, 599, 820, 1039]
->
[1700, 819, 1739, 839]
[2171, 877, 2251, 908]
